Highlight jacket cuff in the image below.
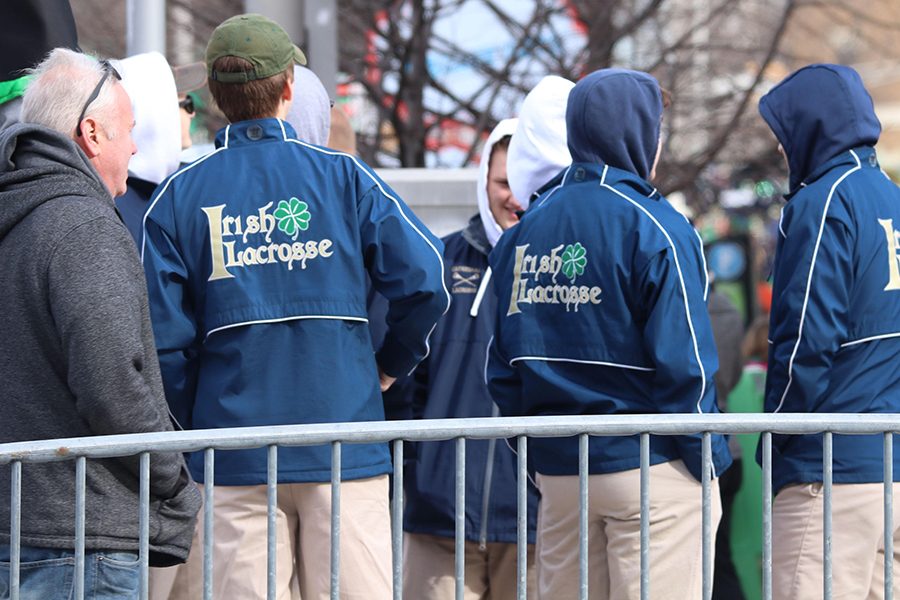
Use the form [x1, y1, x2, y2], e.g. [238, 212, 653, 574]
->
[376, 335, 419, 379]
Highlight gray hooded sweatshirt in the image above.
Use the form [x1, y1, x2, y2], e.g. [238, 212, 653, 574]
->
[0, 123, 200, 566]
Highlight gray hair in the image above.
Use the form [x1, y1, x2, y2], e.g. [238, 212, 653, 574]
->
[22, 48, 121, 140]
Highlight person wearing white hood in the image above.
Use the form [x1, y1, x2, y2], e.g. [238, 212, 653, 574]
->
[503, 75, 574, 219]
[113, 52, 205, 248]
[399, 118, 540, 600]
[285, 65, 331, 146]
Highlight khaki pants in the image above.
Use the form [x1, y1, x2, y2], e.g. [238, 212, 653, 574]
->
[403, 533, 536, 600]
[150, 475, 392, 600]
[773, 482, 900, 600]
[535, 460, 721, 600]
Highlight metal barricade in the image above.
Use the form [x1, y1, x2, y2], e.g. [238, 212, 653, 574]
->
[1, 413, 898, 600]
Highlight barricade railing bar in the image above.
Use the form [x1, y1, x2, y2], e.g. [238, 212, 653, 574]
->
[2, 413, 899, 600]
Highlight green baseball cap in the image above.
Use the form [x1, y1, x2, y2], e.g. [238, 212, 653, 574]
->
[207, 13, 307, 84]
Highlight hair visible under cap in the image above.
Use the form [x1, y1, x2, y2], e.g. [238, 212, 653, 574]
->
[22, 48, 120, 140]
[208, 56, 293, 123]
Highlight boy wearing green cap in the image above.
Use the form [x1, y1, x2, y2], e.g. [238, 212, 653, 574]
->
[142, 14, 449, 599]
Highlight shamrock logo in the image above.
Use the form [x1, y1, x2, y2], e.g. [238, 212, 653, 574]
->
[273, 197, 311, 240]
[561, 242, 587, 282]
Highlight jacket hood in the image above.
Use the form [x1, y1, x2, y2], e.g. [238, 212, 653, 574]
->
[286, 66, 331, 146]
[759, 64, 880, 192]
[567, 69, 662, 180]
[507, 76, 573, 209]
[0, 122, 108, 240]
[477, 118, 518, 248]
[111, 52, 182, 185]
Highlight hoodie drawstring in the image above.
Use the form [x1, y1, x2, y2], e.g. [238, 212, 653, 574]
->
[470, 267, 492, 318]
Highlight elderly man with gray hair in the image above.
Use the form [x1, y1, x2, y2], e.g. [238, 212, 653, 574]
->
[0, 48, 201, 599]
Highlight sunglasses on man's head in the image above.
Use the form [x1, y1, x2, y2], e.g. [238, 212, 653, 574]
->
[75, 60, 121, 137]
[179, 95, 195, 115]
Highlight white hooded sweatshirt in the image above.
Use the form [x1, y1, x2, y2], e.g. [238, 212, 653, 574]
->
[506, 75, 574, 210]
[470, 118, 518, 317]
[286, 65, 331, 146]
[477, 117, 519, 249]
[111, 52, 182, 185]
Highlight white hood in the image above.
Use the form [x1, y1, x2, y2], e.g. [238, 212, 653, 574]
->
[477, 118, 519, 248]
[286, 66, 331, 146]
[507, 75, 574, 209]
[111, 52, 182, 185]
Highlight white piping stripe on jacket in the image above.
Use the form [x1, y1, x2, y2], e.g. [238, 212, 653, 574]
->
[535, 166, 572, 209]
[773, 149, 862, 413]
[280, 123, 452, 364]
[778, 208, 787, 238]
[600, 165, 707, 412]
[206, 314, 368, 340]
[470, 267, 492, 317]
[693, 228, 709, 301]
[509, 355, 656, 372]
[139, 129, 231, 262]
[483, 335, 494, 385]
[840, 330, 900, 348]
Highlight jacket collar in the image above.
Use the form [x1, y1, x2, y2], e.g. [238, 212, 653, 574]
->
[461, 213, 491, 256]
[214, 118, 297, 149]
[784, 146, 876, 200]
[567, 161, 660, 199]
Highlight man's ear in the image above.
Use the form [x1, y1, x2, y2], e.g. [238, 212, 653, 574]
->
[75, 117, 102, 159]
[282, 78, 293, 103]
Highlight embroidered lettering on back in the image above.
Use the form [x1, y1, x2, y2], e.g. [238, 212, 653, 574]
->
[878, 218, 900, 291]
[203, 198, 334, 281]
[507, 242, 602, 315]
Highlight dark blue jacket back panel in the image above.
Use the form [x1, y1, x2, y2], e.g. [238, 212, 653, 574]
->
[141, 119, 449, 485]
[759, 65, 900, 492]
[488, 69, 729, 481]
[403, 217, 539, 544]
[488, 164, 731, 481]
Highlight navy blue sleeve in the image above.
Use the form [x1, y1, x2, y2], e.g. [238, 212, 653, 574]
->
[141, 185, 200, 430]
[640, 241, 722, 480]
[486, 332, 523, 417]
[357, 175, 450, 378]
[765, 195, 853, 414]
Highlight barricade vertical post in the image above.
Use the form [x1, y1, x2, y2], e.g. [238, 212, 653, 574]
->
[517, 435, 527, 600]
[702, 432, 712, 600]
[455, 437, 466, 600]
[331, 441, 342, 600]
[267, 445, 277, 600]
[203, 448, 215, 600]
[139, 452, 150, 600]
[640, 433, 650, 600]
[762, 432, 772, 600]
[579, 433, 589, 600]
[885, 432, 894, 600]
[823, 431, 833, 600]
[884, 431, 894, 600]
[392, 439, 404, 600]
[75, 456, 86, 600]
[10, 460, 21, 600]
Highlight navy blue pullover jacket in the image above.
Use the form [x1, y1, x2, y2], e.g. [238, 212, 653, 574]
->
[142, 119, 449, 485]
[759, 64, 900, 492]
[488, 70, 730, 481]
[399, 215, 539, 545]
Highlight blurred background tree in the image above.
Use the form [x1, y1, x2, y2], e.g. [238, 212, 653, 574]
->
[70, 0, 900, 206]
